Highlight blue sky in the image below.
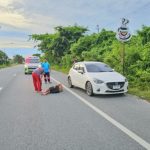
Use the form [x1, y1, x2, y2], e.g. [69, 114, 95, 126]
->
[0, 0, 150, 58]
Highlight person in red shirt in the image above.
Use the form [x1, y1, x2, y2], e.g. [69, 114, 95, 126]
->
[32, 67, 44, 92]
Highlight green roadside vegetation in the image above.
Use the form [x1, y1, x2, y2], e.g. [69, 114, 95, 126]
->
[0, 64, 10, 69]
[29, 25, 150, 102]
[0, 51, 24, 69]
[128, 88, 150, 102]
[51, 65, 69, 74]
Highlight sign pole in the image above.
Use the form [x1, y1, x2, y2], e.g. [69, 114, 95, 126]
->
[116, 18, 131, 75]
[122, 42, 125, 75]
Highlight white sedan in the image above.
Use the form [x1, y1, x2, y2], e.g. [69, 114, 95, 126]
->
[67, 61, 128, 96]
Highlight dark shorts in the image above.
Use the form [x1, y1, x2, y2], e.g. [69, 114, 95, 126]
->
[44, 72, 50, 76]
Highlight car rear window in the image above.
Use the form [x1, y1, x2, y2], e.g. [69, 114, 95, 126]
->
[85, 63, 113, 72]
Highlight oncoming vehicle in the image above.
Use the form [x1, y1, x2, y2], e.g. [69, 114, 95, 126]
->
[67, 61, 128, 96]
[24, 56, 41, 74]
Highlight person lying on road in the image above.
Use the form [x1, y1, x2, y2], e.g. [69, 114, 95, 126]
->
[41, 84, 63, 95]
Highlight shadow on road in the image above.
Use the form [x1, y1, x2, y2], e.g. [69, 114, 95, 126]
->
[70, 86, 126, 99]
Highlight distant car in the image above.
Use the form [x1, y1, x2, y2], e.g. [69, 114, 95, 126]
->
[67, 61, 128, 96]
[24, 56, 41, 74]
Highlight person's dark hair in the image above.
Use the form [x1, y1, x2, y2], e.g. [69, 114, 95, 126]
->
[56, 84, 63, 92]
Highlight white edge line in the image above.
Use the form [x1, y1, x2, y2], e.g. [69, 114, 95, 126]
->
[0, 87, 3, 91]
[51, 77, 150, 150]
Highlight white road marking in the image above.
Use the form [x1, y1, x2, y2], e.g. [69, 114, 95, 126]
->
[13, 74, 17, 77]
[0, 87, 3, 91]
[51, 77, 150, 150]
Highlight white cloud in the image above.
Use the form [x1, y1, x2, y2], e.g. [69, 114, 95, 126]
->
[0, 0, 13, 7]
[0, 0, 72, 33]
[0, 36, 35, 48]
[0, 0, 150, 49]
[0, 11, 30, 28]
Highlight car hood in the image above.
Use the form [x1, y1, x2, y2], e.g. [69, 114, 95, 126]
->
[88, 72, 125, 82]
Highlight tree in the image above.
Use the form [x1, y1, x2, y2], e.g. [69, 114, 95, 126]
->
[70, 34, 97, 56]
[30, 25, 88, 64]
[32, 53, 41, 57]
[0, 50, 8, 65]
[54, 25, 88, 44]
[70, 29, 116, 61]
[13, 55, 24, 64]
[137, 25, 150, 45]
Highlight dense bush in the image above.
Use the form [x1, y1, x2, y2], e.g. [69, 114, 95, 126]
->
[31, 25, 150, 90]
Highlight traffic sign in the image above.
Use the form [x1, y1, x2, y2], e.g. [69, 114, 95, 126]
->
[116, 18, 132, 42]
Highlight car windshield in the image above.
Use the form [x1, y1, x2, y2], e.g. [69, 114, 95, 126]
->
[85, 63, 113, 72]
[26, 59, 39, 63]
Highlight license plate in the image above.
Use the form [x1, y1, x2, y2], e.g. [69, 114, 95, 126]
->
[113, 85, 120, 89]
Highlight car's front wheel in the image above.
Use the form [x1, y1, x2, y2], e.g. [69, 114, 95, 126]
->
[68, 77, 73, 88]
[86, 81, 93, 96]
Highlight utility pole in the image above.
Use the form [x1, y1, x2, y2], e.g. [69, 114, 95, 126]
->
[96, 24, 99, 33]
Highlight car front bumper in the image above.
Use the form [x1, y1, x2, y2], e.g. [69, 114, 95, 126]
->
[92, 82, 128, 94]
[24, 67, 37, 74]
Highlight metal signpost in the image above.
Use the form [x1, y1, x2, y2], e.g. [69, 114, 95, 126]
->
[116, 18, 132, 75]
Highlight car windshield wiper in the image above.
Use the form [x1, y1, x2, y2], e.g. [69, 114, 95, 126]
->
[99, 70, 113, 72]
[99, 71, 107, 72]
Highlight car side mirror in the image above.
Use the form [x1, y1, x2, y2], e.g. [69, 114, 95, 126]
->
[78, 70, 84, 74]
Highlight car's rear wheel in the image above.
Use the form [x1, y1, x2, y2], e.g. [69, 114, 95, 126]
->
[86, 81, 93, 96]
[68, 77, 73, 88]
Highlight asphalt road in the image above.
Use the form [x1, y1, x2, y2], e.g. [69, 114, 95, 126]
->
[0, 65, 150, 150]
